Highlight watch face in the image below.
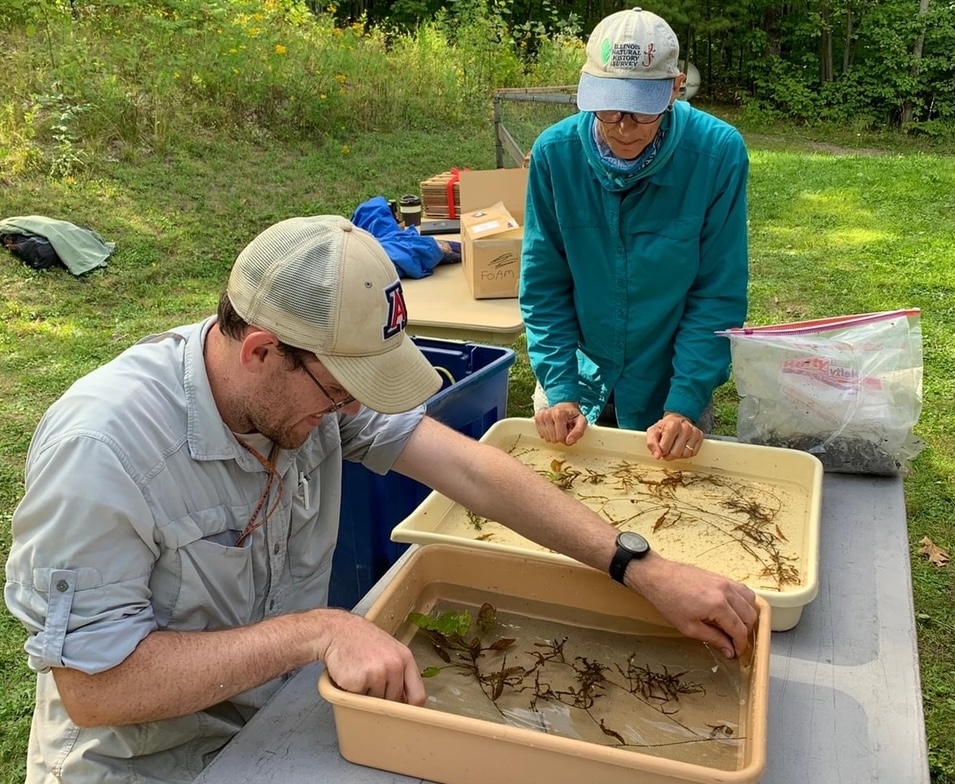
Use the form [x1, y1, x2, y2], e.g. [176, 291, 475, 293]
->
[618, 531, 650, 556]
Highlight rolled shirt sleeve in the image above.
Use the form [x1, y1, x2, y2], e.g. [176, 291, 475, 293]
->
[338, 404, 426, 475]
[5, 431, 159, 674]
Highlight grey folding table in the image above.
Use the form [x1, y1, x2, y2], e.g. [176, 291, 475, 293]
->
[194, 473, 930, 784]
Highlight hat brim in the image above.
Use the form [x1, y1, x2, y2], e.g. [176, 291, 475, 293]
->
[317, 336, 442, 415]
[577, 72, 675, 115]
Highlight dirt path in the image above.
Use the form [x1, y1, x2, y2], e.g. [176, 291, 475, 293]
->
[744, 132, 890, 156]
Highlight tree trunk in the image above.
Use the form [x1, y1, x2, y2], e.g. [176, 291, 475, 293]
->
[901, 0, 932, 124]
[764, 6, 782, 57]
[843, 1, 853, 73]
[820, 0, 834, 84]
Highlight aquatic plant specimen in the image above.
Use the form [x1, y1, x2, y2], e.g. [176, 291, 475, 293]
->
[489, 440, 802, 590]
[407, 603, 740, 757]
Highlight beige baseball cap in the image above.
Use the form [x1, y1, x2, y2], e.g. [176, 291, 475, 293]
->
[577, 7, 681, 115]
[228, 215, 442, 414]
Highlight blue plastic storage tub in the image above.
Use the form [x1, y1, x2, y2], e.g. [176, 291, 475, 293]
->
[328, 337, 516, 608]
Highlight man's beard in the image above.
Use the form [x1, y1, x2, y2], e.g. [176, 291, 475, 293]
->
[234, 397, 313, 451]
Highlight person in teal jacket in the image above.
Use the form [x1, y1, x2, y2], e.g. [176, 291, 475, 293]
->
[521, 8, 749, 461]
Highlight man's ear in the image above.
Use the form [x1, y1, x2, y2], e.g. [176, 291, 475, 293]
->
[238, 330, 281, 372]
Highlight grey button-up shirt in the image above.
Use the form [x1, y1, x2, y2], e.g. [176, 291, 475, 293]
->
[4, 317, 424, 783]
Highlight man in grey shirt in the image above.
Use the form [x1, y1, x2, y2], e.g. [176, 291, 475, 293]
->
[5, 216, 758, 783]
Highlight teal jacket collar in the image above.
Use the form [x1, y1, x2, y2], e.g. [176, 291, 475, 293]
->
[577, 101, 689, 192]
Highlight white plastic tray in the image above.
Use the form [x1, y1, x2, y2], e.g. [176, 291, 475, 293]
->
[392, 418, 823, 631]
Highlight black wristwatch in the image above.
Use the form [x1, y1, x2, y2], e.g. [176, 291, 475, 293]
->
[609, 531, 651, 584]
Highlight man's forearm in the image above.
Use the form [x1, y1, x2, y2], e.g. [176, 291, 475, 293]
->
[396, 419, 617, 571]
[53, 608, 342, 727]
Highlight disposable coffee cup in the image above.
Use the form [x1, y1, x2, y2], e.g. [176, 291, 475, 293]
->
[399, 194, 422, 227]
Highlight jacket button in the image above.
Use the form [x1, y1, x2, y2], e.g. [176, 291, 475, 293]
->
[55, 580, 69, 592]
[273, 543, 280, 555]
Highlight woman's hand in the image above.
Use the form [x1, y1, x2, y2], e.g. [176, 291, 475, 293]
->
[646, 412, 704, 460]
[534, 402, 588, 445]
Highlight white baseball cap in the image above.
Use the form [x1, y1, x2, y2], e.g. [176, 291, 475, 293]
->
[228, 215, 442, 414]
[577, 7, 681, 116]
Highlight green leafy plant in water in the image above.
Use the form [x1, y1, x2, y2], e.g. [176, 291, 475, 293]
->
[407, 608, 473, 638]
[408, 603, 517, 682]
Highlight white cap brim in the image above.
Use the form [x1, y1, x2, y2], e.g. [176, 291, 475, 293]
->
[577, 72, 675, 115]
[318, 336, 442, 414]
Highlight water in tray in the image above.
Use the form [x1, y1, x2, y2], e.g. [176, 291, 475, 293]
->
[403, 587, 751, 771]
[438, 437, 808, 592]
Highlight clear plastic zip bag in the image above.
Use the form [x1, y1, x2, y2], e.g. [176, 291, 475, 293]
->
[718, 310, 924, 475]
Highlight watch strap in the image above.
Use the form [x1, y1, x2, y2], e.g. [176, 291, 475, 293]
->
[609, 547, 634, 584]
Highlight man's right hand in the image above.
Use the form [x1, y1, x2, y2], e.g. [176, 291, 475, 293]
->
[315, 609, 426, 705]
[623, 554, 759, 659]
[534, 402, 588, 445]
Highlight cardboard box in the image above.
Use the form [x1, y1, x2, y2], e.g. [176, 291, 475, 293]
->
[459, 168, 528, 299]
[420, 170, 463, 218]
[460, 201, 519, 239]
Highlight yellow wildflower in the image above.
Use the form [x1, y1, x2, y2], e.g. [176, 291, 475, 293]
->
[275, 44, 287, 55]
[335, 73, 347, 83]
[341, 145, 351, 156]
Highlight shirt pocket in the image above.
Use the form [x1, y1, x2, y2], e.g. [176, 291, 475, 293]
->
[626, 216, 702, 283]
[287, 462, 337, 582]
[152, 506, 256, 630]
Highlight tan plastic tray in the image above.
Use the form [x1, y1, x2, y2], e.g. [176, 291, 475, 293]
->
[392, 418, 823, 631]
[319, 544, 771, 784]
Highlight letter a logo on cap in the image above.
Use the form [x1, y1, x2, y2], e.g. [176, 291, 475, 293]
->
[382, 281, 409, 340]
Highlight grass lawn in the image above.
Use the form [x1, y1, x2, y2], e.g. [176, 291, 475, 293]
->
[1, 113, 954, 783]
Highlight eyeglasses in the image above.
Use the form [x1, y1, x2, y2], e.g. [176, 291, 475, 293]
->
[595, 110, 665, 125]
[301, 363, 356, 414]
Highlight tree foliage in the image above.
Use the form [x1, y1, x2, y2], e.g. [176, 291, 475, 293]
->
[353, 0, 955, 129]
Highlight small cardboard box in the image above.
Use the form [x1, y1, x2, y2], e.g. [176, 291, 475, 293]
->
[459, 168, 528, 299]
[420, 170, 463, 218]
[459, 201, 519, 240]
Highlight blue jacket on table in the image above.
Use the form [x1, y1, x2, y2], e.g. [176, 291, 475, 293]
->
[520, 100, 749, 429]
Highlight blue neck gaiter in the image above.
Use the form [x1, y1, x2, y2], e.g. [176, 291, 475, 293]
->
[582, 110, 673, 192]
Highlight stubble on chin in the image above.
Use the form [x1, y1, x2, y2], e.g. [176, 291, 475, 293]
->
[251, 419, 310, 451]
[232, 399, 309, 451]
